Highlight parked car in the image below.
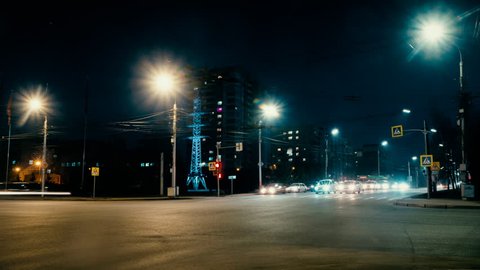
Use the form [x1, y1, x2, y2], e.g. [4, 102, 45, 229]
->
[286, 183, 308, 193]
[314, 179, 335, 194]
[260, 183, 287, 195]
[335, 180, 361, 194]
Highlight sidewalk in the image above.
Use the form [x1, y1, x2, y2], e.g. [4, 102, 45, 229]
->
[394, 189, 480, 209]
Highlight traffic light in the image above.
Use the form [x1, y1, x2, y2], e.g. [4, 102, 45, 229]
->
[215, 162, 223, 179]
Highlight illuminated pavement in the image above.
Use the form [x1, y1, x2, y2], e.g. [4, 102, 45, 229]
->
[1, 189, 479, 269]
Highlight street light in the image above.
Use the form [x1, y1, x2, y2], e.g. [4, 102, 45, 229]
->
[411, 12, 470, 182]
[23, 92, 49, 197]
[325, 128, 339, 179]
[152, 70, 179, 198]
[378, 140, 388, 177]
[258, 103, 280, 190]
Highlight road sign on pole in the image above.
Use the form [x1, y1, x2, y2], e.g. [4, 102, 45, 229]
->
[208, 162, 216, 171]
[391, 125, 403, 138]
[420, 155, 433, 167]
[235, 142, 243, 152]
[431, 161, 440, 171]
[91, 167, 100, 176]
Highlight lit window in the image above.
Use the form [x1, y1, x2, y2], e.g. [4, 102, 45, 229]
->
[208, 157, 214, 161]
[217, 101, 222, 105]
[295, 147, 299, 150]
[217, 107, 223, 113]
[218, 75, 223, 79]
[287, 148, 293, 156]
[288, 158, 293, 162]
[217, 121, 222, 125]
[141, 163, 145, 167]
[217, 115, 222, 118]
[209, 150, 214, 154]
[295, 136, 299, 140]
[296, 130, 299, 134]
[217, 128, 222, 132]
[277, 148, 282, 152]
[288, 136, 293, 140]
[302, 158, 306, 162]
[288, 131, 293, 134]
[296, 153, 299, 156]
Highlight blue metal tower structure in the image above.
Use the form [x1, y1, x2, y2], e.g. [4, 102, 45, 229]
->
[186, 87, 208, 191]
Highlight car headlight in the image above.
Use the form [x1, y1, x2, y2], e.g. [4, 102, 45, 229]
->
[399, 183, 409, 190]
[260, 188, 267, 194]
[268, 187, 276, 194]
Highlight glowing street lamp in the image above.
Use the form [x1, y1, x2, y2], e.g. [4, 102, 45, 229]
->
[23, 91, 49, 197]
[411, 11, 471, 179]
[258, 103, 280, 190]
[153, 71, 179, 197]
[325, 128, 339, 179]
[378, 140, 388, 176]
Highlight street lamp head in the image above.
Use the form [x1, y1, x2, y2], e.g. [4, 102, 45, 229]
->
[420, 19, 448, 45]
[402, 108, 411, 114]
[430, 128, 437, 133]
[153, 73, 175, 93]
[29, 98, 44, 112]
[381, 140, 388, 147]
[260, 103, 280, 120]
[18, 87, 51, 126]
[410, 12, 457, 57]
[412, 156, 418, 161]
[331, 128, 339, 136]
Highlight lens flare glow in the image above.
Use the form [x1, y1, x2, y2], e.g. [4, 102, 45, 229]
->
[17, 86, 51, 126]
[260, 103, 280, 119]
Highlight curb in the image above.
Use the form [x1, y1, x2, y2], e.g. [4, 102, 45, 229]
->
[394, 201, 480, 209]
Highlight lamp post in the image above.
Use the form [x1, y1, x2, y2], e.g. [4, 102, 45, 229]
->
[258, 103, 280, 190]
[413, 13, 473, 183]
[411, 156, 418, 188]
[25, 93, 49, 197]
[378, 140, 388, 177]
[325, 128, 339, 179]
[153, 71, 178, 197]
[41, 115, 47, 197]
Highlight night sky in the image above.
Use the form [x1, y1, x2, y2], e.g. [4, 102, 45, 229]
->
[1, 0, 479, 165]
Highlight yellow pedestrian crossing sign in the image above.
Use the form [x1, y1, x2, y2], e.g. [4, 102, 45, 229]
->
[208, 162, 216, 171]
[420, 155, 433, 167]
[431, 161, 440, 171]
[391, 125, 403, 138]
[91, 167, 100, 176]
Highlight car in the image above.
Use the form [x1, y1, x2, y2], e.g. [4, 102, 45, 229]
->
[391, 181, 409, 190]
[335, 180, 361, 194]
[285, 183, 308, 193]
[314, 179, 335, 194]
[362, 180, 378, 191]
[259, 183, 287, 195]
[379, 180, 390, 190]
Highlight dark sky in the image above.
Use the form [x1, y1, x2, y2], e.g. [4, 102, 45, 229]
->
[1, 0, 479, 163]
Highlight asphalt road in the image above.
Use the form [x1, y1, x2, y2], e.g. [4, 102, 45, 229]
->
[1, 189, 480, 270]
